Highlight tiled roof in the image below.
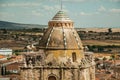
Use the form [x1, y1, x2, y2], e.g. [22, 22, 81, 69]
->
[0, 55, 6, 59]
[6, 62, 23, 70]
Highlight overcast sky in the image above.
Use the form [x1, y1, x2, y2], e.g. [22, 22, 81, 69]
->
[0, 0, 120, 28]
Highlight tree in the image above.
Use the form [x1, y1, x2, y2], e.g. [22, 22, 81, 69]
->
[103, 57, 107, 61]
[110, 54, 115, 60]
[108, 28, 112, 33]
[2, 29, 7, 34]
[98, 47, 104, 52]
[94, 57, 100, 62]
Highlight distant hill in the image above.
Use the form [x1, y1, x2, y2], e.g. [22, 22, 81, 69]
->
[0, 21, 47, 29]
[76, 28, 120, 32]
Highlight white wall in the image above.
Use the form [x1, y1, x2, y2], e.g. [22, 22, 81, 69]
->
[0, 48, 12, 55]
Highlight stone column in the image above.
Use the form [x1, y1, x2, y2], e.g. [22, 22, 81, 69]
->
[71, 69, 75, 80]
[60, 67, 63, 80]
[91, 66, 95, 80]
[41, 67, 44, 80]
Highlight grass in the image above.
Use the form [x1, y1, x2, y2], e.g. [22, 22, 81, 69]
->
[82, 40, 120, 46]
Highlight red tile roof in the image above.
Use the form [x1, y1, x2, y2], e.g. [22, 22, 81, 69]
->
[0, 55, 6, 59]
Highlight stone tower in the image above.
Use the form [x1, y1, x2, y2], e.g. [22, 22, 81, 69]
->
[20, 10, 95, 80]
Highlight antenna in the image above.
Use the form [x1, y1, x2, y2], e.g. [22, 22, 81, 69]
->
[60, 0, 62, 10]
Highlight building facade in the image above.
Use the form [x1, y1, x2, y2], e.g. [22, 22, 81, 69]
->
[0, 48, 12, 56]
[20, 10, 95, 80]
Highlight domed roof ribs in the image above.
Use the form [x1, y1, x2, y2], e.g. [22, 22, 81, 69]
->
[39, 10, 83, 50]
[46, 27, 54, 49]
[62, 27, 67, 49]
[71, 28, 82, 49]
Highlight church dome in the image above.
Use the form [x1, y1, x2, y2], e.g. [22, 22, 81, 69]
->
[39, 10, 83, 50]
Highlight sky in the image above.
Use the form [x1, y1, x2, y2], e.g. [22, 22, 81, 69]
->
[0, 0, 120, 28]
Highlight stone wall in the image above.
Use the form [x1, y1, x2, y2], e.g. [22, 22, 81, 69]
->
[20, 65, 95, 80]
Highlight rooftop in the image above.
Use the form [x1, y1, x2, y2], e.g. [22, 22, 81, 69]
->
[51, 10, 72, 22]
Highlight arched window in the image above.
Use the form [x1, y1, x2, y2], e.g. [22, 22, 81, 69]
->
[65, 23, 67, 27]
[53, 24, 55, 27]
[58, 23, 61, 27]
[69, 23, 71, 26]
[48, 76, 56, 80]
[72, 52, 77, 62]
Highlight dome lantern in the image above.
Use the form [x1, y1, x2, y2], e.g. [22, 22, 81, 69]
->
[48, 11, 73, 28]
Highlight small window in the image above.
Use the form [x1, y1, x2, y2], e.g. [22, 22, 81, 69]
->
[72, 52, 77, 62]
[36, 56, 42, 61]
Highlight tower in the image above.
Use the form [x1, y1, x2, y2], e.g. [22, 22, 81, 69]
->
[20, 10, 95, 80]
[39, 10, 84, 66]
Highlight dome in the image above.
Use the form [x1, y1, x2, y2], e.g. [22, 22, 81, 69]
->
[39, 27, 83, 50]
[39, 10, 83, 50]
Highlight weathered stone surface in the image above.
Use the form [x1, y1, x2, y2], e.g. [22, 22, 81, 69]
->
[20, 10, 95, 80]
